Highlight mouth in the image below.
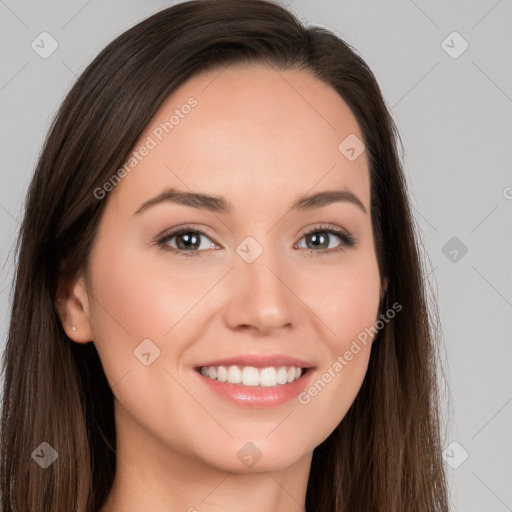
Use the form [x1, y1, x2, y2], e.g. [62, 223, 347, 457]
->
[193, 354, 314, 407]
[195, 364, 310, 387]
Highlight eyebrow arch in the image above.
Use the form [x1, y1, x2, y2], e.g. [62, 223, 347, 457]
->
[134, 187, 367, 216]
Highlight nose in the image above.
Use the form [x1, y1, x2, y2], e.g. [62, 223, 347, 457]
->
[222, 243, 299, 336]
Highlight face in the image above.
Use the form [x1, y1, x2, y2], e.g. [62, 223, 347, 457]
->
[63, 63, 384, 474]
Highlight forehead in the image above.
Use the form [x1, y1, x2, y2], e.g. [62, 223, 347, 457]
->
[109, 63, 370, 216]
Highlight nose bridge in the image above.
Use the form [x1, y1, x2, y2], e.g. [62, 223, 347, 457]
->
[239, 232, 290, 303]
[223, 232, 298, 333]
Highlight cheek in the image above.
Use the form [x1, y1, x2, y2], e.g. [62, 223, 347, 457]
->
[297, 251, 380, 421]
[88, 235, 213, 342]
[297, 271, 378, 440]
[86, 230, 229, 392]
[85, 236, 173, 380]
[306, 251, 382, 350]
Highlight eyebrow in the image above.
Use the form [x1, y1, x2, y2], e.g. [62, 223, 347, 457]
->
[134, 187, 367, 215]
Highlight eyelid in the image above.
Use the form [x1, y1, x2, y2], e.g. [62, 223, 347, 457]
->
[296, 222, 350, 239]
[156, 222, 355, 256]
[155, 224, 222, 252]
[294, 223, 356, 252]
[156, 223, 221, 243]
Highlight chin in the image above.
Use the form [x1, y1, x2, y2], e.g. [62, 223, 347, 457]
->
[192, 436, 314, 474]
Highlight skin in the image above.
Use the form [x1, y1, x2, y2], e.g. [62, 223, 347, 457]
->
[58, 62, 386, 512]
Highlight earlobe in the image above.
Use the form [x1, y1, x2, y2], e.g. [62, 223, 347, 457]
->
[55, 274, 93, 343]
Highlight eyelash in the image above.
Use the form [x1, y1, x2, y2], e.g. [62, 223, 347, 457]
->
[155, 223, 356, 258]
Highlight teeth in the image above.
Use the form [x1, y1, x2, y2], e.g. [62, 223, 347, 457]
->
[199, 365, 304, 386]
[227, 365, 242, 384]
[217, 365, 228, 382]
[259, 367, 276, 387]
[242, 367, 259, 386]
[276, 367, 288, 384]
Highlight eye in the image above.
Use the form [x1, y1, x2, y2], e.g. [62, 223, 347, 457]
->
[295, 224, 355, 256]
[156, 226, 218, 257]
[156, 223, 356, 258]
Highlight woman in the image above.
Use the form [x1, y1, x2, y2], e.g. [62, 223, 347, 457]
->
[0, 0, 449, 510]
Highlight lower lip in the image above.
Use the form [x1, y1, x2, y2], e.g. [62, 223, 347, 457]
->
[195, 369, 314, 407]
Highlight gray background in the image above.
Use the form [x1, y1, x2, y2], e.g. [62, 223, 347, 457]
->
[1, 1, 511, 510]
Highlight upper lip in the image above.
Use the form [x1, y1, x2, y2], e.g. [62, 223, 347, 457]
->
[195, 354, 314, 369]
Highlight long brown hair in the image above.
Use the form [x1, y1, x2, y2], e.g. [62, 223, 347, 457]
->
[0, 0, 449, 510]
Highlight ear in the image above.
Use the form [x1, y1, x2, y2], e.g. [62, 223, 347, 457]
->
[55, 273, 93, 343]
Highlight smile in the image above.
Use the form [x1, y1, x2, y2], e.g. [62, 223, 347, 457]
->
[194, 356, 314, 407]
[199, 365, 303, 387]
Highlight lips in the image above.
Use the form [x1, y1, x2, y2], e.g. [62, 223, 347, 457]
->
[194, 353, 314, 370]
[193, 353, 315, 407]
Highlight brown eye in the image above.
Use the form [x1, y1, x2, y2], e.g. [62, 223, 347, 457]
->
[172, 231, 202, 251]
[157, 227, 218, 257]
[296, 225, 355, 256]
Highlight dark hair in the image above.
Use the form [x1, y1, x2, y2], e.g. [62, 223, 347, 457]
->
[0, 0, 449, 510]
